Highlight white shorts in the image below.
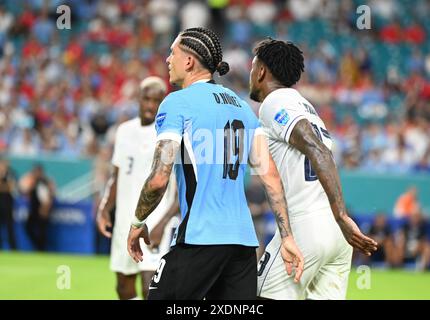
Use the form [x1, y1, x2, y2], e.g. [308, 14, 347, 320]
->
[257, 211, 353, 300]
[110, 217, 179, 275]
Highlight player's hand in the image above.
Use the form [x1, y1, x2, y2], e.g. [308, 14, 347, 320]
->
[338, 216, 378, 256]
[149, 221, 166, 250]
[280, 236, 304, 283]
[127, 224, 150, 263]
[96, 209, 112, 238]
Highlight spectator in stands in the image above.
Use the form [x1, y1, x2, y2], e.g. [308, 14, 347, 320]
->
[414, 145, 430, 173]
[0, 5, 14, 53]
[0, 0, 429, 176]
[9, 127, 40, 156]
[288, 0, 321, 21]
[393, 186, 421, 218]
[0, 112, 10, 152]
[396, 210, 430, 270]
[247, 0, 277, 36]
[179, 0, 209, 30]
[226, 3, 252, 47]
[339, 51, 359, 87]
[31, 8, 54, 45]
[360, 149, 386, 173]
[370, 0, 398, 20]
[404, 22, 426, 45]
[0, 158, 17, 250]
[380, 20, 403, 44]
[382, 132, 416, 173]
[20, 164, 55, 251]
[149, 0, 178, 45]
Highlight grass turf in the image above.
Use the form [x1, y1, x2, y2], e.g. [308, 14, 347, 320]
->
[0, 252, 429, 300]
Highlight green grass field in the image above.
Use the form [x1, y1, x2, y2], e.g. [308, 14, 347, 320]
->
[0, 252, 429, 300]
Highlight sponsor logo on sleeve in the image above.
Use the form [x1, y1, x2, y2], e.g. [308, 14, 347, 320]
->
[156, 112, 167, 129]
[274, 109, 290, 126]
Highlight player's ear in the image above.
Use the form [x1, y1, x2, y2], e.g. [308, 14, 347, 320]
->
[257, 64, 266, 83]
[185, 55, 194, 72]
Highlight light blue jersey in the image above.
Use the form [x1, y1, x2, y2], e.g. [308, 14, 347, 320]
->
[155, 81, 259, 247]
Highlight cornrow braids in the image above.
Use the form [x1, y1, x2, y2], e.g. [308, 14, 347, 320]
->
[180, 33, 216, 71]
[186, 28, 221, 66]
[179, 27, 230, 76]
[253, 38, 304, 87]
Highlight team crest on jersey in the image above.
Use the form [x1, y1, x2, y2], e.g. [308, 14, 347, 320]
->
[156, 112, 167, 129]
[274, 109, 289, 126]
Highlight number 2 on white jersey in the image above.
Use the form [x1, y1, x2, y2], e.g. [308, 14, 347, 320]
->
[304, 123, 330, 182]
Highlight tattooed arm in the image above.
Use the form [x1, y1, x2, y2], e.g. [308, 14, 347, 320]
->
[249, 132, 304, 282]
[289, 119, 377, 256]
[135, 139, 180, 221]
[249, 133, 291, 238]
[128, 139, 180, 263]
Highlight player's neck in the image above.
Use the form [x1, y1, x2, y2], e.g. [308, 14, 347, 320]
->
[262, 82, 287, 100]
[182, 70, 213, 88]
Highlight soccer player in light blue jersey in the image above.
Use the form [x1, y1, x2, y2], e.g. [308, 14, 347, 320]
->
[127, 27, 304, 300]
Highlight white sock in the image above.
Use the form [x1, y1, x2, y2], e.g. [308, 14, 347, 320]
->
[129, 296, 142, 300]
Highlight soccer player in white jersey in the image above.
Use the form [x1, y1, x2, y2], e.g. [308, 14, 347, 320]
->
[97, 77, 179, 300]
[249, 39, 378, 300]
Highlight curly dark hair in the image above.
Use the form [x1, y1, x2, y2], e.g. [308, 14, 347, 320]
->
[179, 27, 230, 76]
[253, 38, 304, 87]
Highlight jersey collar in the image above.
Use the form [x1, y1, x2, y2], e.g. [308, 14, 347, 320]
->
[190, 78, 213, 86]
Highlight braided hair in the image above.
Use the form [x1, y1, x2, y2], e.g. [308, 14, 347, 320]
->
[253, 38, 304, 87]
[179, 27, 230, 76]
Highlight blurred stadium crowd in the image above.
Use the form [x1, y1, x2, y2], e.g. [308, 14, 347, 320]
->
[0, 0, 429, 269]
[0, 0, 429, 173]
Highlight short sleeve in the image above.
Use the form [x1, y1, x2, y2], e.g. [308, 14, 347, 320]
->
[259, 103, 306, 144]
[112, 126, 124, 167]
[155, 93, 187, 144]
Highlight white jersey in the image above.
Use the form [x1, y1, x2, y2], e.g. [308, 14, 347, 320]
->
[259, 88, 332, 217]
[112, 118, 176, 234]
[110, 118, 178, 274]
[257, 88, 352, 300]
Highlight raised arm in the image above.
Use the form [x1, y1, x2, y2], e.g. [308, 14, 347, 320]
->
[249, 132, 304, 282]
[289, 119, 378, 256]
[96, 166, 118, 238]
[128, 139, 180, 262]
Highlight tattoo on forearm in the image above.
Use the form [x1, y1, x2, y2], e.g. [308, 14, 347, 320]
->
[264, 183, 292, 238]
[313, 151, 345, 217]
[275, 211, 290, 238]
[290, 119, 346, 220]
[135, 140, 179, 221]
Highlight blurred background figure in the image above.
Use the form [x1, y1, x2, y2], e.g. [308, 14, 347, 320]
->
[0, 158, 17, 250]
[396, 210, 430, 270]
[19, 164, 55, 251]
[365, 213, 397, 267]
[394, 186, 421, 218]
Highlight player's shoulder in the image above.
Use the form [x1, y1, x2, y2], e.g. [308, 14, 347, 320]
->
[164, 89, 188, 103]
[260, 88, 306, 118]
[115, 118, 142, 141]
[117, 117, 140, 132]
[262, 88, 303, 109]
[158, 90, 188, 113]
